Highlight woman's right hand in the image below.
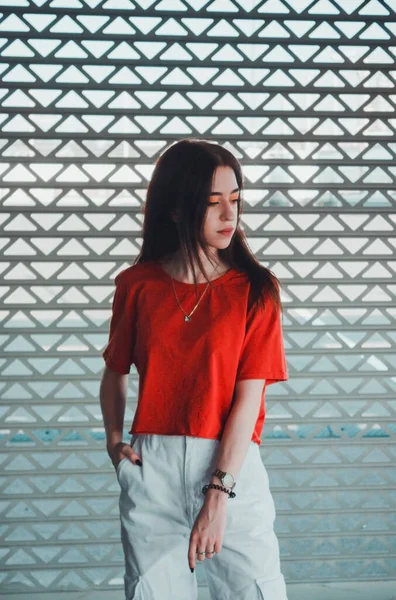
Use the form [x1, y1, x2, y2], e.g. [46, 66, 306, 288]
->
[110, 441, 142, 469]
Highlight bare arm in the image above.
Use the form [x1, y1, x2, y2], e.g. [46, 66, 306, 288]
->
[204, 378, 265, 508]
[99, 365, 129, 463]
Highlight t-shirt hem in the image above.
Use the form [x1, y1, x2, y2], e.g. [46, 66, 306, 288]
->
[236, 372, 288, 384]
[128, 429, 222, 440]
[129, 428, 263, 446]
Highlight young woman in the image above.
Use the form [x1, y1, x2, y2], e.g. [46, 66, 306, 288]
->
[100, 138, 289, 600]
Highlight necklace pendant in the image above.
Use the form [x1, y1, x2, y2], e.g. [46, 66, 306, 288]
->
[185, 315, 191, 322]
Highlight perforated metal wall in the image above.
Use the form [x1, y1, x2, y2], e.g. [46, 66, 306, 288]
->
[1, 0, 396, 594]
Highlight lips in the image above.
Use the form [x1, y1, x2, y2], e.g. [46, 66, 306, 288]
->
[218, 228, 234, 233]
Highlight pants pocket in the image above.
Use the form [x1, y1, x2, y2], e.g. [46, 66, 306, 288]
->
[116, 456, 129, 478]
[255, 573, 288, 600]
[117, 437, 144, 490]
[125, 574, 143, 599]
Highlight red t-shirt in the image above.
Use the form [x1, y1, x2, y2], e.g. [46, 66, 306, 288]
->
[102, 260, 288, 445]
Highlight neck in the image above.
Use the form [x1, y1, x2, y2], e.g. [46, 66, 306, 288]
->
[161, 251, 227, 284]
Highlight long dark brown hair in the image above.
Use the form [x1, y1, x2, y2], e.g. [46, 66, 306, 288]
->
[134, 138, 282, 314]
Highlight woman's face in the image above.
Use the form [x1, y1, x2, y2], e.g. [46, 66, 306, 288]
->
[203, 166, 240, 252]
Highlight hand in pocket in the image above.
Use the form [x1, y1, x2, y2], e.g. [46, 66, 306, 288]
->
[110, 441, 142, 469]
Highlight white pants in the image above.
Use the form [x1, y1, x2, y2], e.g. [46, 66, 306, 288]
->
[117, 433, 288, 600]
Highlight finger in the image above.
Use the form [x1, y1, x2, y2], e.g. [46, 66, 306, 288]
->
[196, 543, 207, 562]
[205, 541, 218, 559]
[125, 450, 142, 466]
[188, 540, 196, 571]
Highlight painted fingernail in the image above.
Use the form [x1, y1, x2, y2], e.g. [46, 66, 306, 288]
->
[190, 567, 194, 573]
[136, 459, 142, 467]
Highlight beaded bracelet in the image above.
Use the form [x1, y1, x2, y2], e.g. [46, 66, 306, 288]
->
[202, 483, 236, 499]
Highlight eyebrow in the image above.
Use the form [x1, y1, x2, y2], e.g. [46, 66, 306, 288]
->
[209, 188, 240, 196]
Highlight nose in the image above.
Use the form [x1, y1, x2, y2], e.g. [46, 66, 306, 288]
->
[222, 206, 236, 224]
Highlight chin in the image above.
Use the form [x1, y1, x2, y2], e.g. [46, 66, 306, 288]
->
[206, 237, 232, 251]
[212, 242, 230, 250]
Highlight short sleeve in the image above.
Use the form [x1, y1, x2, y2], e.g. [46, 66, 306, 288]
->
[236, 294, 288, 386]
[102, 271, 136, 375]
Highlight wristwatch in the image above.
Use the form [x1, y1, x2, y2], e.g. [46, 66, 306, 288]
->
[212, 468, 236, 491]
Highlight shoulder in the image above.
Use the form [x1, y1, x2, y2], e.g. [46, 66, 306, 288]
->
[114, 261, 154, 287]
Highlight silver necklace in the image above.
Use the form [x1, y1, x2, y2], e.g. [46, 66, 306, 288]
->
[169, 265, 221, 322]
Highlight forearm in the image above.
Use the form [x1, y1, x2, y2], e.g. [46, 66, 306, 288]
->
[204, 384, 263, 506]
[99, 366, 128, 456]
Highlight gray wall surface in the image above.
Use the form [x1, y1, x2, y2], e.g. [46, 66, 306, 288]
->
[0, 0, 395, 595]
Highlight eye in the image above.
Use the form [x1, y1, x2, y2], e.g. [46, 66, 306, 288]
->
[207, 196, 241, 206]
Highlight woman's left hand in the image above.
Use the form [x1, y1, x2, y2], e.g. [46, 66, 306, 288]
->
[188, 497, 227, 571]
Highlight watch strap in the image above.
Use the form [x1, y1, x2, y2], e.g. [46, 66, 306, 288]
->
[212, 468, 226, 479]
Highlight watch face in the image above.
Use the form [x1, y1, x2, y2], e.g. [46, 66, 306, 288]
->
[223, 473, 234, 488]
